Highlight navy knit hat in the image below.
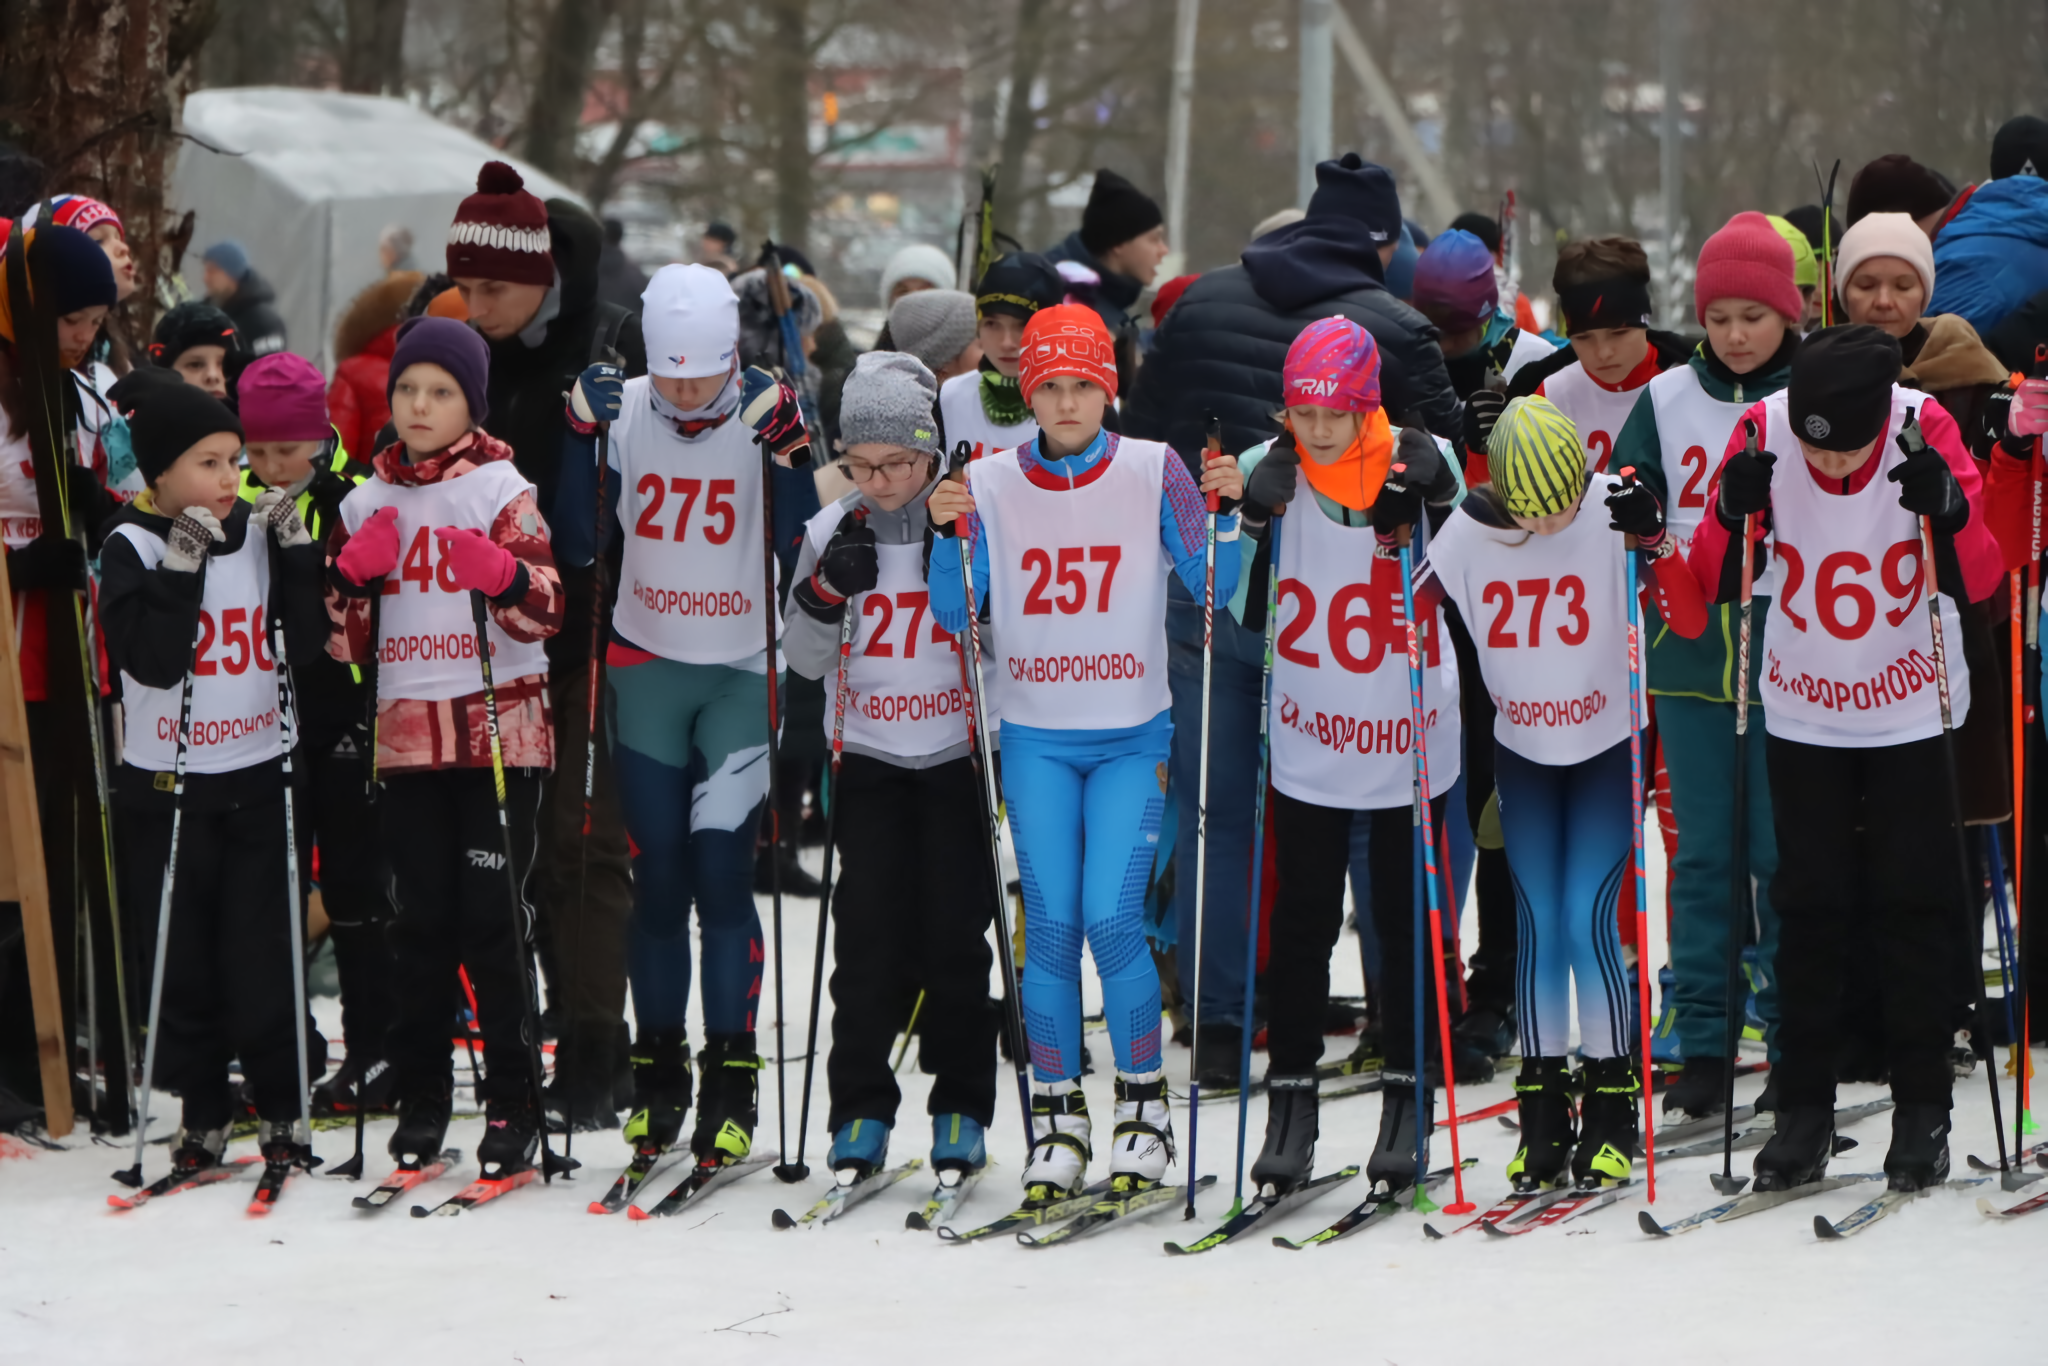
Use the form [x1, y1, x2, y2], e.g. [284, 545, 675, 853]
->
[1306, 154, 1403, 245]
[33, 223, 118, 315]
[387, 315, 490, 425]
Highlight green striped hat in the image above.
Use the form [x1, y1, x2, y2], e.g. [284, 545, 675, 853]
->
[1488, 395, 1587, 518]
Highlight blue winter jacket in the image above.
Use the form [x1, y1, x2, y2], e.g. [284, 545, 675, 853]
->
[1930, 177, 2048, 334]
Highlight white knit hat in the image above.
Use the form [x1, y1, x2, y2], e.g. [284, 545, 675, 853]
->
[1834, 212, 1936, 303]
[879, 243, 957, 307]
[641, 263, 740, 379]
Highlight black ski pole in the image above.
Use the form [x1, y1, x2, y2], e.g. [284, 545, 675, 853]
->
[264, 516, 319, 1174]
[562, 417, 609, 1164]
[754, 417, 794, 1172]
[1714, 420, 1763, 1197]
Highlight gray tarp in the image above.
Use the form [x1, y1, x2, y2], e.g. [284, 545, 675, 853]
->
[172, 88, 583, 370]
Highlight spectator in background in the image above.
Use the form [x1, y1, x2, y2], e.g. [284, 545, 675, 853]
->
[1045, 168, 1171, 390]
[328, 269, 423, 461]
[699, 221, 739, 276]
[878, 243, 955, 308]
[598, 217, 650, 312]
[200, 240, 287, 355]
[1844, 153, 1954, 234]
[1930, 114, 2048, 334]
[884, 289, 980, 385]
[1249, 207, 1305, 243]
[149, 301, 242, 400]
[378, 224, 417, 274]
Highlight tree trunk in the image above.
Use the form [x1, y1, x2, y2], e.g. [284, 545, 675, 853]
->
[992, 0, 1053, 232]
[0, 0, 217, 333]
[340, 0, 411, 95]
[762, 0, 810, 250]
[523, 0, 612, 179]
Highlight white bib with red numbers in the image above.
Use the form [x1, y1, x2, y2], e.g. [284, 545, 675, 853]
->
[1423, 475, 1635, 766]
[0, 428, 42, 550]
[939, 372, 1037, 466]
[805, 501, 968, 760]
[1644, 366, 1753, 548]
[342, 461, 550, 702]
[1755, 389, 1966, 747]
[113, 522, 282, 774]
[970, 437, 1171, 732]
[608, 380, 774, 666]
[1269, 476, 1461, 811]
[1542, 360, 1649, 475]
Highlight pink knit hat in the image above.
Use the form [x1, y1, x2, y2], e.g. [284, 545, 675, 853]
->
[1694, 211, 1802, 324]
[237, 353, 333, 443]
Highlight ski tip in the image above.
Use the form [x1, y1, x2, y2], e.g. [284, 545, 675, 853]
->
[586, 1201, 610, 1215]
[1271, 1236, 1302, 1250]
[1421, 1223, 1445, 1240]
[1976, 1198, 1999, 1218]
[1812, 1214, 1839, 1240]
[408, 1204, 431, 1218]
[624, 1204, 650, 1222]
[1636, 1209, 1668, 1237]
[1478, 1219, 1514, 1239]
[106, 1194, 135, 1210]
[770, 1208, 797, 1230]
[1162, 1241, 1188, 1255]
[905, 1212, 930, 1231]
[351, 1196, 377, 1210]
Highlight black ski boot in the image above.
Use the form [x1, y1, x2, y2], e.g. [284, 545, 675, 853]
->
[257, 1117, 317, 1169]
[388, 1085, 453, 1166]
[1883, 1102, 1952, 1192]
[1192, 1022, 1242, 1090]
[1366, 1074, 1433, 1193]
[1250, 1074, 1318, 1196]
[691, 1033, 762, 1167]
[477, 1094, 542, 1174]
[312, 1054, 396, 1118]
[1571, 1056, 1640, 1188]
[1660, 1055, 1729, 1119]
[1506, 1057, 1575, 1191]
[1752, 1103, 1833, 1191]
[169, 1123, 230, 1176]
[546, 1024, 623, 1134]
[622, 1030, 692, 1156]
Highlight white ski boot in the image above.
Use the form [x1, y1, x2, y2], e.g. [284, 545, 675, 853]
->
[1108, 1069, 1175, 1187]
[1022, 1078, 1091, 1201]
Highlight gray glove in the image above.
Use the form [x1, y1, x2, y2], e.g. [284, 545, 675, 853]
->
[164, 507, 224, 573]
[1243, 435, 1301, 518]
[251, 487, 311, 549]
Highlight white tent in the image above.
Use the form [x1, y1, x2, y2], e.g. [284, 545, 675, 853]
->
[171, 88, 584, 370]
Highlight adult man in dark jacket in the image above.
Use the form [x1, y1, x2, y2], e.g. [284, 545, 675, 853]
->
[1121, 154, 1462, 1085]
[446, 160, 647, 1131]
[1045, 169, 1171, 394]
[202, 240, 289, 355]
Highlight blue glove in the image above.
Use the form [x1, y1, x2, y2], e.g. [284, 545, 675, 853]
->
[571, 363, 625, 425]
[739, 365, 812, 467]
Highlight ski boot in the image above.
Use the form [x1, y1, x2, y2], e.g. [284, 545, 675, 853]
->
[168, 1123, 230, 1177]
[690, 1033, 762, 1167]
[1661, 1055, 1729, 1120]
[621, 1030, 692, 1157]
[1192, 1023, 1242, 1090]
[1883, 1102, 1952, 1193]
[546, 1025, 624, 1134]
[1649, 966, 1683, 1066]
[257, 1117, 317, 1170]
[1022, 1078, 1092, 1202]
[930, 1113, 987, 1176]
[1752, 1104, 1833, 1191]
[1107, 1070, 1175, 1188]
[1250, 1074, 1318, 1196]
[477, 1094, 542, 1174]
[1948, 1029, 1979, 1079]
[387, 1085, 453, 1166]
[311, 1054, 395, 1118]
[1505, 1057, 1575, 1192]
[1571, 1056, 1640, 1188]
[1366, 1075, 1431, 1193]
[827, 1118, 890, 1180]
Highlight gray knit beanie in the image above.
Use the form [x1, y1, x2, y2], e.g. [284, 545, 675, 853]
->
[886, 289, 978, 373]
[839, 351, 941, 455]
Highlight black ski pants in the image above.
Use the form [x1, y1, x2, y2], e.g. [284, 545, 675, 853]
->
[381, 768, 544, 1105]
[1767, 733, 1961, 1109]
[826, 752, 998, 1132]
[305, 731, 392, 1064]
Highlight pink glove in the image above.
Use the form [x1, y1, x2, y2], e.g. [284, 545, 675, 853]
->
[335, 506, 400, 586]
[2011, 377, 2048, 439]
[434, 526, 519, 597]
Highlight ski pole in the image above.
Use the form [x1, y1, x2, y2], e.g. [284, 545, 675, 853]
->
[752, 417, 798, 1175]
[266, 545, 318, 1172]
[1618, 467, 1656, 1204]
[2017, 350, 2047, 1149]
[456, 965, 484, 1099]
[564, 420, 609, 1165]
[113, 620, 202, 1188]
[1231, 509, 1280, 1212]
[1989, 829, 2021, 1049]
[1906, 408, 2010, 1171]
[891, 992, 927, 1075]
[943, 442, 1033, 1144]
[1715, 425, 1761, 1197]
[778, 511, 864, 1182]
[1397, 509, 1470, 1213]
[1185, 415, 1222, 1221]
[468, 589, 572, 1180]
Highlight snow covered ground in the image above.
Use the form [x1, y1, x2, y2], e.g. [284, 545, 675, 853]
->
[5, 839, 2044, 1363]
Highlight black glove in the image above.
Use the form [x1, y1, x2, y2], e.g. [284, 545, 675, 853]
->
[815, 513, 878, 599]
[308, 467, 354, 533]
[6, 536, 87, 591]
[1463, 389, 1506, 461]
[1371, 462, 1424, 538]
[1716, 427, 1776, 529]
[1888, 409, 1967, 534]
[1243, 433, 1301, 520]
[1393, 425, 1454, 502]
[1605, 476, 1666, 547]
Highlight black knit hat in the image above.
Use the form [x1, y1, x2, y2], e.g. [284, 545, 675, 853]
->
[1992, 114, 2048, 181]
[1781, 205, 1825, 253]
[1079, 169, 1163, 256]
[1788, 325, 1901, 453]
[114, 370, 244, 483]
[974, 252, 1065, 321]
[150, 301, 242, 367]
[1845, 154, 1952, 226]
[1307, 154, 1403, 245]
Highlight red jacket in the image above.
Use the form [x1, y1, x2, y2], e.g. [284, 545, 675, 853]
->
[327, 324, 396, 462]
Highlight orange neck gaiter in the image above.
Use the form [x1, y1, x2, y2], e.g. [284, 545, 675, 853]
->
[1289, 408, 1395, 512]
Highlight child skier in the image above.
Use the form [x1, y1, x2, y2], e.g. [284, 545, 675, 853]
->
[938, 251, 1065, 462]
[1416, 396, 1705, 1189]
[783, 351, 998, 1180]
[551, 263, 812, 1172]
[149, 302, 243, 401]
[1689, 326, 2003, 1192]
[1231, 316, 1464, 1196]
[926, 303, 1242, 1201]
[101, 379, 327, 1174]
[324, 317, 563, 1174]
[1611, 212, 1803, 1118]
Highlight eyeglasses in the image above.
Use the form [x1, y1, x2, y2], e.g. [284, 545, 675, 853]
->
[836, 456, 926, 483]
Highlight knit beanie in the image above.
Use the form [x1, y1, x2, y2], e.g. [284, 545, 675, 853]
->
[878, 243, 956, 307]
[119, 376, 244, 483]
[150, 301, 241, 367]
[1448, 211, 1503, 256]
[1834, 212, 1935, 301]
[29, 224, 117, 315]
[202, 240, 250, 281]
[839, 351, 941, 456]
[446, 161, 554, 287]
[387, 316, 490, 425]
[1282, 316, 1383, 413]
[31, 194, 123, 240]
[974, 251, 1064, 321]
[1788, 325, 1901, 452]
[1079, 169, 1164, 256]
[887, 289, 978, 372]
[1018, 302, 1118, 402]
[1412, 229, 1499, 325]
[1991, 114, 2048, 180]
[1694, 211, 1802, 324]
[1150, 273, 1197, 327]
[641, 263, 739, 379]
[1781, 205, 1826, 255]
[237, 352, 333, 443]
[1766, 215, 1820, 290]
[1306, 153, 1402, 245]
[1845, 154, 1951, 226]
[1487, 396, 1588, 518]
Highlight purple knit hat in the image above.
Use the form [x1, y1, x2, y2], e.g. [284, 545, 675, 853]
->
[387, 316, 489, 425]
[1282, 316, 1383, 413]
[238, 352, 333, 443]
[1412, 229, 1499, 325]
